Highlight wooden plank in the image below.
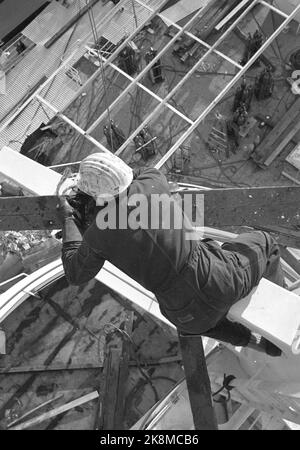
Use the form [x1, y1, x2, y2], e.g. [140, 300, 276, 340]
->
[114, 311, 135, 430]
[259, 104, 300, 151]
[0, 355, 182, 375]
[279, 246, 300, 276]
[160, 0, 208, 26]
[7, 394, 64, 428]
[102, 348, 122, 430]
[0, 146, 62, 196]
[178, 333, 218, 430]
[9, 391, 99, 430]
[251, 99, 300, 164]
[0, 329, 5, 355]
[286, 143, 300, 171]
[264, 118, 300, 166]
[0, 195, 60, 230]
[198, 0, 239, 41]
[44, 0, 101, 49]
[251, 225, 300, 250]
[215, 0, 253, 30]
[282, 171, 300, 186]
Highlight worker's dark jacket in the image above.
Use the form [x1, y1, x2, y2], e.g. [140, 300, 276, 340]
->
[62, 169, 283, 338]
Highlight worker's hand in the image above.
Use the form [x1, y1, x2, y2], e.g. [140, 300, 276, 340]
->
[56, 196, 75, 222]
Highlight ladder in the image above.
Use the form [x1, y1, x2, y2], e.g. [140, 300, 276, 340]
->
[207, 114, 229, 158]
[65, 65, 83, 87]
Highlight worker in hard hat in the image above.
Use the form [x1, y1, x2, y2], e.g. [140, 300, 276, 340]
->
[57, 152, 285, 357]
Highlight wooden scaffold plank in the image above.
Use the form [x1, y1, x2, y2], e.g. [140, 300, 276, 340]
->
[178, 333, 218, 430]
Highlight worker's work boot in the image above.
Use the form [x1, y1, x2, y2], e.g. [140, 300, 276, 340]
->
[247, 333, 282, 357]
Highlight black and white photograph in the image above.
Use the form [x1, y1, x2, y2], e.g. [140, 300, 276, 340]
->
[0, 0, 300, 435]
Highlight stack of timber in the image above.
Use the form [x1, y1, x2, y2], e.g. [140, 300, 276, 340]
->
[251, 98, 300, 168]
[195, 0, 241, 41]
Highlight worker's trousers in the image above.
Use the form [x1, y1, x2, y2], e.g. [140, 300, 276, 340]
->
[156, 231, 285, 347]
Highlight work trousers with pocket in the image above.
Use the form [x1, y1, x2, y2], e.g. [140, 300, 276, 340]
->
[156, 231, 285, 347]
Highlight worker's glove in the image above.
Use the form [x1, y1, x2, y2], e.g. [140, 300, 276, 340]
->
[66, 191, 97, 234]
[56, 196, 76, 222]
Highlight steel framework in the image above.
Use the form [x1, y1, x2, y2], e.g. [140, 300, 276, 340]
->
[1, 0, 300, 170]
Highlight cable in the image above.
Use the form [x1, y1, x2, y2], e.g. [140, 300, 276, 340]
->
[11, 0, 83, 149]
[212, 374, 236, 403]
[250, 10, 283, 65]
[85, 0, 114, 149]
[269, 4, 285, 68]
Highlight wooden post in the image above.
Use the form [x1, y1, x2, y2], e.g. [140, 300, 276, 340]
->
[98, 311, 135, 430]
[101, 348, 122, 430]
[114, 311, 135, 430]
[178, 332, 218, 430]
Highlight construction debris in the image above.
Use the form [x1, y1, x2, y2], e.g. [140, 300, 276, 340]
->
[7, 394, 64, 428]
[145, 47, 163, 84]
[251, 98, 300, 167]
[241, 30, 264, 66]
[254, 68, 274, 101]
[233, 79, 253, 112]
[0, 231, 51, 260]
[9, 391, 99, 430]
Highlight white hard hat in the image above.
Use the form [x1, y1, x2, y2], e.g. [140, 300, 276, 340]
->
[76, 152, 133, 203]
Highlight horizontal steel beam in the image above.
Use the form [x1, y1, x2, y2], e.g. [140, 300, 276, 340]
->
[1, 186, 299, 232]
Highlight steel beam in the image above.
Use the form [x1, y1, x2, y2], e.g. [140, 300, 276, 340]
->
[155, 1, 300, 169]
[35, 94, 110, 153]
[85, 46, 194, 125]
[259, 0, 289, 18]
[158, 18, 243, 69]
[1, 186, 299, 231]
[85, 4, 214, 135]
[59, 0, 170, 113]
[115, 0, 259, 156]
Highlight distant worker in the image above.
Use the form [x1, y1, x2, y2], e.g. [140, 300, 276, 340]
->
[57, 152, 285, 357]
[16, 40, 26, 55]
